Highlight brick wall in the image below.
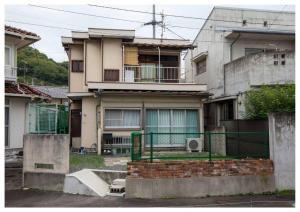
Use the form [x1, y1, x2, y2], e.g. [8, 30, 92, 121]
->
[127, 159, 273, 179]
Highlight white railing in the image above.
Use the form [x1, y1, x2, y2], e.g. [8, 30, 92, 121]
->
[5, 66, 17, 81]
[123, 65, 186, 83]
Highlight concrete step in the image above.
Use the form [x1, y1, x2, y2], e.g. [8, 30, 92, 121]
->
[63, 169, 109, 197]
[107, 192, 125, 197]
[112, 178, 126, 187]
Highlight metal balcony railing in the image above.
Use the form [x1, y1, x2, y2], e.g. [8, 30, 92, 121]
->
[5, 66, 17, 81]
[123, 65, 186, 83]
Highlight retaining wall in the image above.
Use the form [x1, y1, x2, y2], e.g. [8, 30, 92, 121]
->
[126, 159, 275, 198]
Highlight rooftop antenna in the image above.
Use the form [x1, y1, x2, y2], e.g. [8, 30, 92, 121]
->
[144, 4, 162, 38]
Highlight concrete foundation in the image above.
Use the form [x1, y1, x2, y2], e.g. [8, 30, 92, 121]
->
[24, 172, 66, 191]
[126, 175, 275, 199]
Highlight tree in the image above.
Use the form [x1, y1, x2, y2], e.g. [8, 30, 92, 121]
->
[244, 84, 295, 120]
[17, 47, 68, 86]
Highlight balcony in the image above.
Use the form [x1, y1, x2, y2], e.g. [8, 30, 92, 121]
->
[123, 65, 185, 83]
[5, 66, 17, 82]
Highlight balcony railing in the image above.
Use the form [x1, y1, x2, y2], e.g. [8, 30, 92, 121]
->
[123, 65, 186, 83]
[5, 66, 17, 81]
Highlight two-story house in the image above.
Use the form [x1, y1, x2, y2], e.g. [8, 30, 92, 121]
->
[184, 7, 295, 129]
[5, 25, 50, 157]
[62, 28, 209, 154]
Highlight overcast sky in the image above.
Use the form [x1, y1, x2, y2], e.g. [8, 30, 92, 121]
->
[5, 4, 295, 62]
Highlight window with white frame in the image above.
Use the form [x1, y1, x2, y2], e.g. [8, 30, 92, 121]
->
[5, 46, 12, 66]
[104, 109, 140, 129]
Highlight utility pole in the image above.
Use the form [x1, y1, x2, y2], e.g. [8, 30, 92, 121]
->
[144, 4, 162, 38]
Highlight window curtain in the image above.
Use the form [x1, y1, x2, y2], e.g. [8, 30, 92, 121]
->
[158, 110, 171, 146]
[145, 109, 158, 145]
[171, 110, 186, 145]
[123, 110, 140, 127]
[186, 110, 199, 138]
[141, 64, 156, 81]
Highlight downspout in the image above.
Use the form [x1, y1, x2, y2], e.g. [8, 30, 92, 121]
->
[96, 91, 102, 154]
[122, 45, 125, 82]
[158, 46, 161, 83]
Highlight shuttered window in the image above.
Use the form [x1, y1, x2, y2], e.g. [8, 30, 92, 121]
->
[72, 60, 83, 72]
[104, 69, 119, 82]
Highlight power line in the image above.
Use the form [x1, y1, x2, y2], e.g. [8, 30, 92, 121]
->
[164, 26, 186, 40]
[5, 20, 84, 31]
[29, 4, 145, 24]
[88, 4, 295, 26]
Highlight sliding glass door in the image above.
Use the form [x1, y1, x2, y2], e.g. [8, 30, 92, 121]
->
[145, 109, 199, 147]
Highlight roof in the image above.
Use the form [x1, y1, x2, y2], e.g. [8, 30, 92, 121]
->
[214, 6, 295, 14]
[33, 86, 68, 99]
[123, 37, 195, 49]
[5, 82, 51, 99]
[5, 25, 40, 39]
[62, 28, 194, 49]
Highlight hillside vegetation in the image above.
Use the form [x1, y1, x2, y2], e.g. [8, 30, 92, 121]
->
[17, 47, 68, 86]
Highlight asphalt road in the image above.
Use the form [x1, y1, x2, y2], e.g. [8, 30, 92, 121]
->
[5, 167, 295, 207]
[5, 189, 295, 207]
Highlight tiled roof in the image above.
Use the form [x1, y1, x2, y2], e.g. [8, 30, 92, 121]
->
[33, 86, 68, 99]
[5, 25, 39, 37]
[5, 82, 51, 99]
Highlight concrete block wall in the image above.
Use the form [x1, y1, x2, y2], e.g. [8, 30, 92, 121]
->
[23, 134, 70, 191]
[268, 112, 295, 191]
[126, 160, 275, 198]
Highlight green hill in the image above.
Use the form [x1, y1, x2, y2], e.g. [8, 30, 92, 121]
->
[17, 47, 68, 86]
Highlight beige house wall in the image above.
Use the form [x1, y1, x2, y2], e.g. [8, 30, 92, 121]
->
[81, 96, 99, 148]
[79, 95, 204, 151]
[86, 40, 102, 83]
[103, 38, 123, 80]
[69, 44, 88, 92]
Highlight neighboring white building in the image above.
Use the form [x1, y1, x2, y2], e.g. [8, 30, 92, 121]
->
[5, 26, 49, 157]
[184, 6, 295, 128]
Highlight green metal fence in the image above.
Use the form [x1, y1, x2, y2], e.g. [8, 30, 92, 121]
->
[131, 131, 269, 162]
[27, 103, 69, 134]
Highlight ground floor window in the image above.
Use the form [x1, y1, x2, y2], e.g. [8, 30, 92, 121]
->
[104, 109, 140, 129]
[145, 109, 199, 147]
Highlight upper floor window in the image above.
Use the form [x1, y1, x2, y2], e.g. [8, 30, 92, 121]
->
[5, 46, 12, 66]
[72, 60, 83, 72]
[263, 21, 268, 27]
[196, 59, 206, 75]
[104, 69, 119, 82]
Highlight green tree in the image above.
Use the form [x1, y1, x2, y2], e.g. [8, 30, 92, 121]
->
[17, 46, 68, 86]
[244, 84, 295, 120]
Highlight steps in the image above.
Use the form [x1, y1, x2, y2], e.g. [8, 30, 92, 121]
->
[107, 179, 126, 197]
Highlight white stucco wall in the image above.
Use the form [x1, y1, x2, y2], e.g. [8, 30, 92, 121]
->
[6, 97, 30, 149]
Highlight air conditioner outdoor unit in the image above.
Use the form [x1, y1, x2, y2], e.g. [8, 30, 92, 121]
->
[186, 138, 203, 152]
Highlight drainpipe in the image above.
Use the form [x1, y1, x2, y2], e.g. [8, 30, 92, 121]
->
[96, 92, 102, 154]
[158, 46, 161, 83]
[122, 45, 125, 82]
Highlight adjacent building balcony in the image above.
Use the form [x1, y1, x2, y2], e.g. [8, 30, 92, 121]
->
[5, 65, 17, 82]
[224, 50, 295, 96]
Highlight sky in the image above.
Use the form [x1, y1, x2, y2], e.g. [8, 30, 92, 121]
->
[5, 4, 295, 62]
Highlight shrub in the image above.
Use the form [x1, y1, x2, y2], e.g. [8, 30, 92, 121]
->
[244, 84, 295, 120]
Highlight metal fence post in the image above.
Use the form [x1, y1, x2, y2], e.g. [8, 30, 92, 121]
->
[130, 132, 135, 161]
[150, 132, 153, 163]
[208, 131, 212, 162]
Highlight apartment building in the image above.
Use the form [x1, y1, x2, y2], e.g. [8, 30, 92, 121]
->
[62, 28, 209, 154]
[5, 26, 50, 154]
[184, 7, 295, 128]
